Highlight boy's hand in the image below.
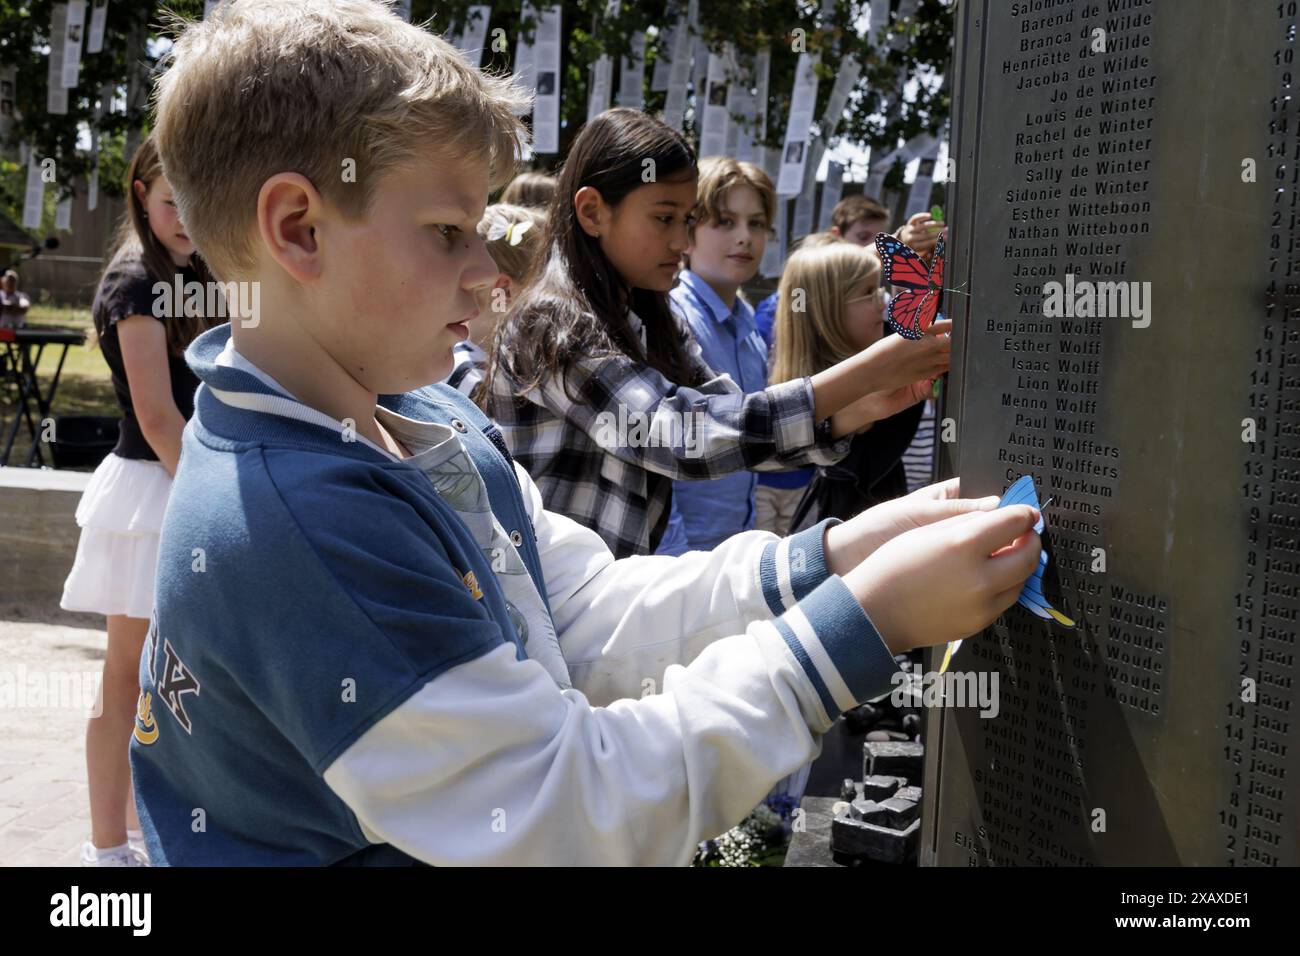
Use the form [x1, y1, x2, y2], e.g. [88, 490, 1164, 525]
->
[896, 212, 945, 258]
[858, 319, 951, 394]
[843, 506, 1042, 654]
[825, 478, 1000, 574]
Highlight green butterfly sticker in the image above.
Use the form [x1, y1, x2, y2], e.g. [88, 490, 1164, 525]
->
[930, 205, 945, 224]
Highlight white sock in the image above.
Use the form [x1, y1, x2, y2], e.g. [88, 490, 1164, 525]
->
[87, 841, 132, 860]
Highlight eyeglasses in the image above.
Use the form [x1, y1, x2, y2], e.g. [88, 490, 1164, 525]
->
[845, 288, 887, 305]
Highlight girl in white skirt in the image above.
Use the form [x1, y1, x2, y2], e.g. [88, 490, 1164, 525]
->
[61, 134, 222, 865]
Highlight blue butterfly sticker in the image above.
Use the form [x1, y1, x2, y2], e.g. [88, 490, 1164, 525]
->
[940, 474, 1074, 673]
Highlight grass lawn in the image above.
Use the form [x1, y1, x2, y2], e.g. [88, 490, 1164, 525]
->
[1, 304, 118, 470]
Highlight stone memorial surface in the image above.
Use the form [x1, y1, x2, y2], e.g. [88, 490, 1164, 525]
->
[924, 0, 1297, 865]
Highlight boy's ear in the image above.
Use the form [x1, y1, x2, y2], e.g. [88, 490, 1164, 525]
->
[829, 225, 842, 238]
[256, 172, 323, 282]
[573, 185, 607, 239]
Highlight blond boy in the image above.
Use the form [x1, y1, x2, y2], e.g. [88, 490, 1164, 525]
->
[132, 0, 1040, 865]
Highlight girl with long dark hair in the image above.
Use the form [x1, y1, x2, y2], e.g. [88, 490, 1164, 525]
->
[484, 109, 948, 557]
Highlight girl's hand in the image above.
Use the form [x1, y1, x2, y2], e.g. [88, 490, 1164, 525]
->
[896, 213, 945, 258]
[830, 378, 935, 437]
[858, 319, 951, 394]
[842, 505, 1042, 654]
[825, 478, 1000, 574]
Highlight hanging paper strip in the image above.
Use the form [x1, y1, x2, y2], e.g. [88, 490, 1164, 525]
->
[776, 52, 819, 197]
[587, 1, 620, 123]
[697, 47, 731, 158]
[23, 153, 46, 230]
[903, 109, 943, 219]
[690, 36, 708, 103]
[791, 139, 823, 244]
[869, 0, 891, 48]
[760, 197, 787, 279]
[47, 5, 69, 115]
[661, 0, 693, 131]
[729, 51, 755, 162]
[724, 46, 750, 157]
[891, 0, 919, 52]
[454, 6, 492, 69]
[820, 55, 860, 137]
[88, 152, 99, 211]
[650, 2, 679, 92]
[86, 0, 108, 54]
[56, 194, 73, 231]
[515, 3, 537, 94]
[63, 0, 86, 88]
[87, 84, 109, 212]
[530, 5, 562, 154]
[748, 46, 771, 170]
[758, 149, 784, 278]
[0, 67, 16, 155]
[817, 160, 844, 232]
[616, 33, 646, 109]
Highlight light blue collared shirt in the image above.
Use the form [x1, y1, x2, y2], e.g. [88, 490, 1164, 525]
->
[656, 269, 770, 555]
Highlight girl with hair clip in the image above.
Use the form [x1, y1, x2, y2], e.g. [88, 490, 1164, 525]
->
[447, 202, 546, 399]
[483, 108, 951, 558]
[60, 134, 223, 866]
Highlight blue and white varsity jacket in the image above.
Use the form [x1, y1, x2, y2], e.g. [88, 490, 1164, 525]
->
[130, 322, 902, 866]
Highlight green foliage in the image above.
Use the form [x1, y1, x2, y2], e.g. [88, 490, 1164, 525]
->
[0, 0, 951, 234]
[411, 0, 952, 177]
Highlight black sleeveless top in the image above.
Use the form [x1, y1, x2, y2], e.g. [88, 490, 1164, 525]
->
[91, 251, 205, 461]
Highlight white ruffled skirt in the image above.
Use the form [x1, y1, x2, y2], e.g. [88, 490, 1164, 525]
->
[60, 452, 172, 620]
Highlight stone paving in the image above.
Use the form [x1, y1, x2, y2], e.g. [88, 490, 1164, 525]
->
[0, 611, 107, 867]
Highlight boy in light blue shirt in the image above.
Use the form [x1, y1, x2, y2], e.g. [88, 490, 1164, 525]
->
[658, 158, 786, 555]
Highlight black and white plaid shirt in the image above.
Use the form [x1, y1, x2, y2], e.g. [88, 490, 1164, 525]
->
[489, 310, 850, 557]
[446, 340, 486, 397]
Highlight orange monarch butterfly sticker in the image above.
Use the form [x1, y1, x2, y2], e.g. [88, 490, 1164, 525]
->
[134, 691, 159, 745]
[462, 570, 483, 600]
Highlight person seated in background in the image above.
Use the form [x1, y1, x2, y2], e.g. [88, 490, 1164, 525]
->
[446, 202, 546, 398]
[0, 269, 31, 328]
[500, 169, 557, 210]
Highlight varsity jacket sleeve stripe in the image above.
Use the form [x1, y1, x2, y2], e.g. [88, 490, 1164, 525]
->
[514, 462, 850, 705]
[322, 573, 898, 866]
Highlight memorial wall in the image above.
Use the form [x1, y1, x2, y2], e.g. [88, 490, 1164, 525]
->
[923, 0, 1297, 865]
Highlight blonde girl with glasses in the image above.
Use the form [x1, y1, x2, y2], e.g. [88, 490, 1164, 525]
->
[768, 240, 940, 532]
